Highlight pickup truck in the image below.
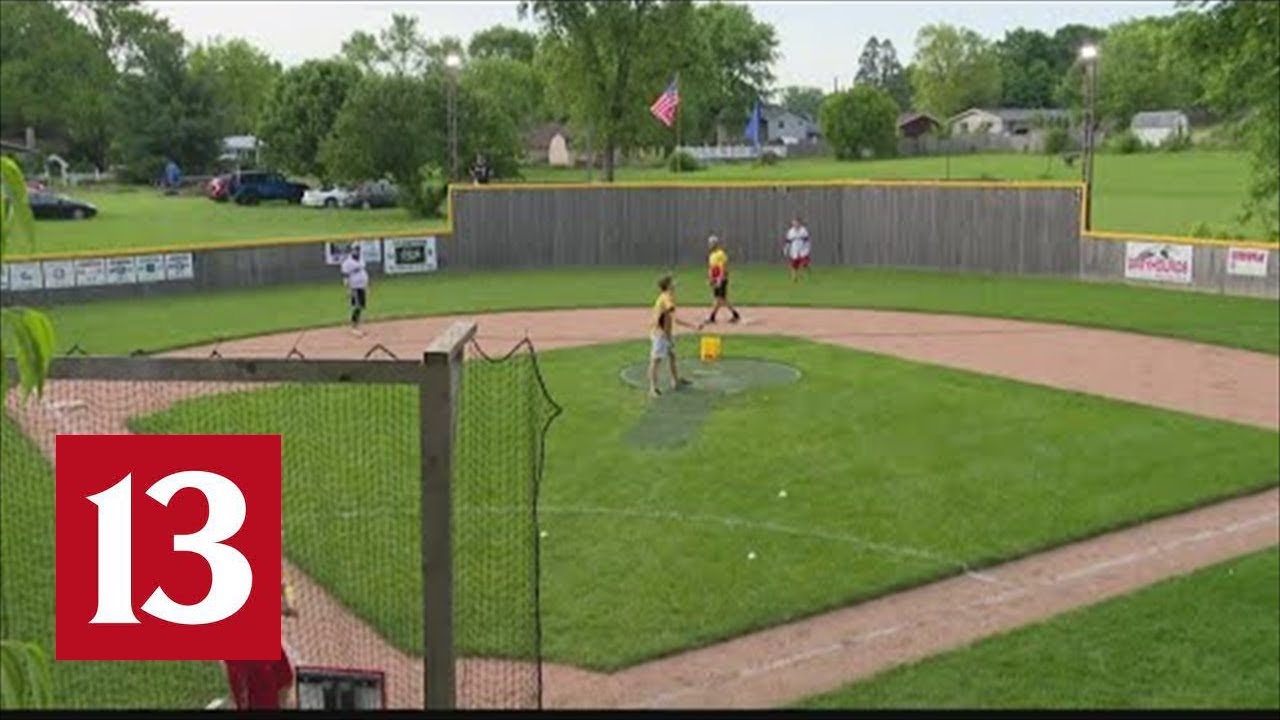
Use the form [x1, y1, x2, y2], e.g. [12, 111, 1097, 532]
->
[209, 171, 309, 205]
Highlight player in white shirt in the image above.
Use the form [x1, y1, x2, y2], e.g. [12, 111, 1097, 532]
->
[783, 216, 812, 283]
[340, 245, 369, 336]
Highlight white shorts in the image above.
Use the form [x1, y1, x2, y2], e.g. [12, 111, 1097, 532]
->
[650, 334, 674, 359]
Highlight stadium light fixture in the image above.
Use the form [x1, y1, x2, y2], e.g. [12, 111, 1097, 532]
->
[1079, 44, 1098, 62]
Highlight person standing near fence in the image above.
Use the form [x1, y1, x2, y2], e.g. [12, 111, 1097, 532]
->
[783, 216, 812, 283]
[340, 244, 369, 337]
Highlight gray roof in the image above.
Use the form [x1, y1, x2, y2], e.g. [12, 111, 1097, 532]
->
[762, 105, 816, 126]
[1130, 111, 1187, 129]
[953, 108, 1070, 122]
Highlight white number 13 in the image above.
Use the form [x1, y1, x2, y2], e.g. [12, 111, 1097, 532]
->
[87, 471, 254, 626]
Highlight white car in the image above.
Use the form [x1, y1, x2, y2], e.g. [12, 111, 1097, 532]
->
[301, 186, 353, 209]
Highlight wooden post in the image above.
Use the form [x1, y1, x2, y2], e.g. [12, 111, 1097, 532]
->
[421, 321, 477, 710]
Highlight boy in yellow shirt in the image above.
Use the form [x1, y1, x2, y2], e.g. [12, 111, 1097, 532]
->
[649, 274, 704, 398]
[705, 235, 742, 324]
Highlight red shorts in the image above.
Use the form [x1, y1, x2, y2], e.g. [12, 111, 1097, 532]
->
[789, 256, 811, 270]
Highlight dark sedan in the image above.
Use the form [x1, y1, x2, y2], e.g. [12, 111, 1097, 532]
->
[29, 191, 98, 220]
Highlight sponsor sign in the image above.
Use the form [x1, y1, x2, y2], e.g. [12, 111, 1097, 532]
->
[382, 236, 438, 274]
[325, 239, 382, 265]
[42, 260, 76, 289]
[55, 434, 282, 661]
[0, 264, 8, 292]
[1226, 247, 1269, 278]
[165, 253, 194, 280]
[1124, 242, 1192, 284]
[106, 256, 138, 285]
[135, 255, 166, 283]
[8, 263, 42, 291]
[74, 258, 108, 287]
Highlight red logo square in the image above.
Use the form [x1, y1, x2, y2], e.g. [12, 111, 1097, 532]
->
[55, 434, 281, 661]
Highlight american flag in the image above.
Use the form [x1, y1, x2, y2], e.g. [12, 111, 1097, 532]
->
[649, 76, 680, 127]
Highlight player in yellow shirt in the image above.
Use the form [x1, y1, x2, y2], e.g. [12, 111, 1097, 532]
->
[648, 274, 704, 398]
[705, 235, 741, 324]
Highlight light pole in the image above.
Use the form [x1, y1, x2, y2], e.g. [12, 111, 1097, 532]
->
[1079, 43, 1099, 231]
[445, 52, 462, 181]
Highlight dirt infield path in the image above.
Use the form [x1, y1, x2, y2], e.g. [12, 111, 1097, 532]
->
[13, 307, 1276, 708]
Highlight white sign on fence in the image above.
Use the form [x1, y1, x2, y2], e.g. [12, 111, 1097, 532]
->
[74, 258, 107, 287]
[135, 255, 166, 283]
[106, 256, 138, 285]
[165, 253, 194, 280]
[1226, 247, 1269, 278]
[382, 237, 438, 274]
[0, 264, 8, 292]
[41, 260, 76, 289]
[1124, 242, 1193, 284]
[325, 240, 383, 265]
[8, 263, 42, 291]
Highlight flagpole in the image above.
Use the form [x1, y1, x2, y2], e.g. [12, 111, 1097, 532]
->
[674, 71, 682, 157]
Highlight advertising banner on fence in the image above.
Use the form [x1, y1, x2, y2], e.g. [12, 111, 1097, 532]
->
[74, 258, 107, 287]
[383, 236, 438, 274]
[106, 257, 138, 285]
[0, 264, 8, 292]
[1226, 247, 1269, 278]
[165, 253, 194, 280]
[42, 260, 76, 289]
[1124, 242, 1193, 284]
[9, 263, 42, 291]
[324, 240, 382, 265]
[135, 255, 166, 283]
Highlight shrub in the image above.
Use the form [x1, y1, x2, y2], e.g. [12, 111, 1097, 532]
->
[818, 85, 899, 160]
[1160, 131, 1193, 153]
[1043, 127, 1070, 156]
[399, 164, 448, 218]
[667, 149, 703, 173]
[755, 150, 781, 166]
[1190, 221, 1215, 238]
[1107, 130, 1143, 155]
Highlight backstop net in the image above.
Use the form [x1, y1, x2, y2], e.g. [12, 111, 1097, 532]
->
[0, 323, 559, 711]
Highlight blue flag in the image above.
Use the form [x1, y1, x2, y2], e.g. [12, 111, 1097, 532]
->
[744, 98, 763, 148]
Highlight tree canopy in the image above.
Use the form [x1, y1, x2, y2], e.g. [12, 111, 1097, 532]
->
[911, 23, 1002, 118]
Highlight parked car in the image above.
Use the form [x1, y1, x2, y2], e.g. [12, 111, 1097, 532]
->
[301, 185, 353, 209]
[29, 190, 97, 220]
[207, 173, 234, 201]
[344, 180, 398, 210]
[207, 170, 309, 205]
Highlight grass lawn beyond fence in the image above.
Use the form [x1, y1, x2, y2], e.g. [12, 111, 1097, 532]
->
[16, 151, 1271, 255]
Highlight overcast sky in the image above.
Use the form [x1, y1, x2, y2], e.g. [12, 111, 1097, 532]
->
[145, 1, 1178, 90]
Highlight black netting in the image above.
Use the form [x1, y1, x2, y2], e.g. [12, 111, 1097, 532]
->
[0, 339, 558, 711]
[453, 338, 561, 709]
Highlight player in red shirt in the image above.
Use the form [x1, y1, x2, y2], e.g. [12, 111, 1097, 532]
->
[222, 580, 298, 709]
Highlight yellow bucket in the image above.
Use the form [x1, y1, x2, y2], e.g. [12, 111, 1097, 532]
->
[699, 335, 722, 362]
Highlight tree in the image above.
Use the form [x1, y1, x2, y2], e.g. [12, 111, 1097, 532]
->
[854, 37, 911, 109]
[778, 86, 824, 122]
[1179, 0, 1280, 236]
[911, 23, 1001, 119]
[319, 75, 445, 187]
[189, 37, 282, 136]
[339, 30, 385, 75]
[672, 1, 778, 146]
[463, 56, 547, 136]
[467, 25, 539, 63]
[1092, 15, 1201, 126]
[1, 0, 116, 165]
[995, 28, 1058, 108]
[107, 11, 221, 180]
[519, 1, 696, 182]
[257, 59, 362, 178]
[819, 85, 899, 160]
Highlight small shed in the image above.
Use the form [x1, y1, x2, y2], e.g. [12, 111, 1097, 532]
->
[897, 113, 941, 139]
[1130, 110, 1189, 146]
